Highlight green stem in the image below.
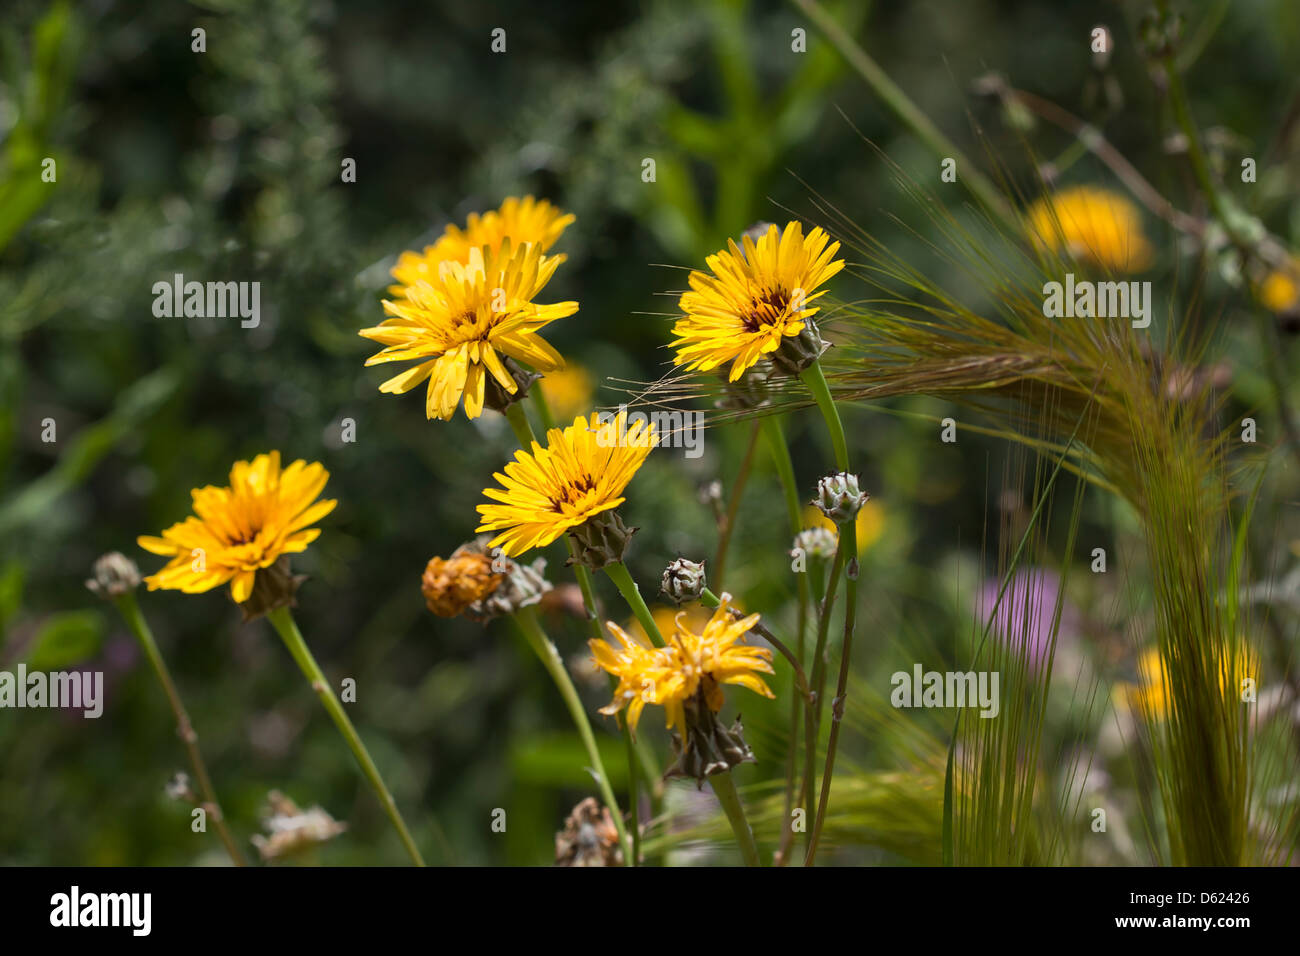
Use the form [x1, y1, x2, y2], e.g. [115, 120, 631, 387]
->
[805, 520, 858, 866]
[512, 606, 631, 860]
[792, 0, 1017, 232]
[604, 561, 664, 646]
[516, 391, 643, 865]
[265, 606, 425, 866]
[114, 592, 246, 867]
[799, 363, 849, 472]
[801, 536, 845, 856]
[710, 769, 761, 866]
[504, 401, 538, 450]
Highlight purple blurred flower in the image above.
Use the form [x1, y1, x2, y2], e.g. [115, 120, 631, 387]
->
[975, 568, 1079, 670]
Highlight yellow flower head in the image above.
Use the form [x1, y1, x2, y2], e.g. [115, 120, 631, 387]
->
[390, 196, 575, 294]
[589, 594, 775, 738]
[1258, 259, 1300, 313]
[360, 241, 577, 420]
[136, 452, 336, 604]
[1026, 186, 1153, 273]
[475, 411, 655, 557]
[671, 221, 845, 381]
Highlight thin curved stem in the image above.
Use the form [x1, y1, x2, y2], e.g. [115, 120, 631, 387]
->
[266, 606, 425, 866]
[805, 520, 858, 865]
[710, 769, 761, 866]
[514, 393, 642, 864]
[114, 592, 245, 866]
[513, 606, 630, 860]
[604, 561, 664, 646]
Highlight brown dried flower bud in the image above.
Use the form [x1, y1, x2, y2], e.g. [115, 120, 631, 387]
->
[555, 796, 624, 867]
[86, 552, 141, 599]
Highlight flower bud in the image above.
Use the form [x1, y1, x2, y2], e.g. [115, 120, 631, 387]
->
[792, 527, 837, 561]
[813, 472, 869, 526]
[770, 314, 828, 376]
[469, 552, 552, 621]
[482, 356, 541, 414]
[567, 511, 637, 571]
[85, 552, 141, 599]
[661, 557, 706, 606]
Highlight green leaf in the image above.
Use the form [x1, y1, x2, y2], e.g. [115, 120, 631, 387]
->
[25, 610, 103, 670]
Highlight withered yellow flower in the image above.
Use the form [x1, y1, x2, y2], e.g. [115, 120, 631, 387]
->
[389, 196, 575, 294]
[589, 594, 775, 739]
[475, 411, 655, 557]
[421, 546, 503, 618]
[360, 242, 576, 420]
[671, 221, 845, 381]
[136, 452, 336, 605]
[1026, 186, 1153, 273]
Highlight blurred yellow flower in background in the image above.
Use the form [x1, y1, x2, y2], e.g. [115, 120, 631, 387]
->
[1027, 186, 1153, 273]
[1258, 260, 1300, 313]
[539, 363, 595, 421]
[389, 196, 574, 294]
[137, 452, 335, 604]
[802, 499, 884, 554]
[1118, 644, 1259, 719]
[360, 242, 575, 420]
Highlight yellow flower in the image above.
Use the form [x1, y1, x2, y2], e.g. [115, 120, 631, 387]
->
[1258, 260, 1300, 313]
[360, 242, 576, 420]
[589, 594, 775, 738]
[802, 500, 885, 554]
[476, 411, 655, 557]
[539, 363, 595, 421]
[671, 221, 845, 381]
[1026, 186, 1153, 273]
[389, 196, 575, 294]
[136, 452, 336, 604]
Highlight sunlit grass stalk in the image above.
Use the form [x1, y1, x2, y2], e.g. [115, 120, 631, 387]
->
[265, 606, 425, 866]
[512, 605, 631, 859]
[113, 592, 245, 866]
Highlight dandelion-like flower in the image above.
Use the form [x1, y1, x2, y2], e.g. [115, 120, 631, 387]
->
[475, 411, 655, 558]
[389, 196, 575, 294]
[360, 242, 576, 420]
[1026, 186, 1153, 273]
[671, 221, 845, 381]
[136, 452, 335, 606]
[589, 594, 775, 741]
